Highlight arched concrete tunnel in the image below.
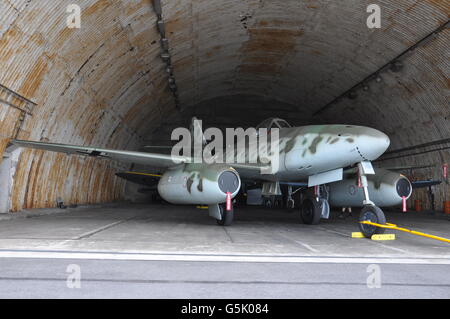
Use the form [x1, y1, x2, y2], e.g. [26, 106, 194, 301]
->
[0, 0, 448, 213]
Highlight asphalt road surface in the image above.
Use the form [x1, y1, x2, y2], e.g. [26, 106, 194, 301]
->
[1, 255, 449, 298]
[0, 204, 448, 298]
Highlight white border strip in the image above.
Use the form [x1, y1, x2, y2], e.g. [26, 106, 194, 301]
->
[0, 250, 449, 265]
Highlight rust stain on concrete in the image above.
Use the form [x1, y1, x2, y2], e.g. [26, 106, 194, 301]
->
[84, 0, 112, 16]
[18, 55, 48, 98]
[238, 26, 304, 77]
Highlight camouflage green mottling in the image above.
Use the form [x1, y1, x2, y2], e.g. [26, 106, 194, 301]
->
[187, 175, 194, 193]
[182, 163, 238, 184]
[274, 124, 381, 158]
[330, 138, 340, 144]
[280, 125, 383, 139]
[283, 137, 297, 153]
[308, 136, 324, 154]
[183, 164, 220, 181]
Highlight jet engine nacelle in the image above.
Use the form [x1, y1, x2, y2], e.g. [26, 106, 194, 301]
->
[328, 169, 412, 207]
[157, 164, 241, 205]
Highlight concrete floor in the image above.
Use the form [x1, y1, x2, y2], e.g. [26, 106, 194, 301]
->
[0, 203, 449, 298]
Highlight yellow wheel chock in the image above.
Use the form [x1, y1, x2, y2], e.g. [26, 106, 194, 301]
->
[359, 221, 450, 243]
[351, 231, 395, 240]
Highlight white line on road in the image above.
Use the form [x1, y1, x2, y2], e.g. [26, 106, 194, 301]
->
[0, 250, 449, 265]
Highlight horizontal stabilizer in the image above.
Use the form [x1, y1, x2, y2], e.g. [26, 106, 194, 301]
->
[411, 180, 442, 189]
[116, 171, 162, 186]
[375, 164, 436, 171]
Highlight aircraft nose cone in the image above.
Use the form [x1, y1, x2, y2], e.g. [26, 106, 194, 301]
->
[357, 128, 390, 160]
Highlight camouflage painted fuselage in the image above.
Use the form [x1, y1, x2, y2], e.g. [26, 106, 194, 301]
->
[231, 124, 390, 182]
[160, 124, 390, 205]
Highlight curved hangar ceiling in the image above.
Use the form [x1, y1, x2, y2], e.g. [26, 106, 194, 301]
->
[0, 0, 448, 211]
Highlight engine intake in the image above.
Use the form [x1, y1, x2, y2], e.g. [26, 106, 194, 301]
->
[396, 178, 412, 197]
[218, 171, 240, 194]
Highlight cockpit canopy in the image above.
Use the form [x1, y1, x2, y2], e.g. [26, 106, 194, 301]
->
[256, 118, 292, 130]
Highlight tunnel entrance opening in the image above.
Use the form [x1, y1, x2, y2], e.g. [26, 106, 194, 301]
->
[0, 148, 21, 213]
[0, 155, 11, 213]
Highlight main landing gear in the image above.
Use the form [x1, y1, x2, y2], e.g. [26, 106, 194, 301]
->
[216, 203, 234, 226]
[300, 186, 330, 225]
[300, 197, 330, 224]
[300, 197, 321, 225]
[297, 161, 386, 237]
[263, 196, 283, 208]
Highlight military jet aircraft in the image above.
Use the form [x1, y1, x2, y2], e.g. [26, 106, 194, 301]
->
[11, 117, 393, 237]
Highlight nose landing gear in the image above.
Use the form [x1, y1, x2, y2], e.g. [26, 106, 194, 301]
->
[359, 205, 386, 237]
[356, 161, 387, 238]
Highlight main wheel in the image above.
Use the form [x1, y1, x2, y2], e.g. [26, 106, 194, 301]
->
[300, 197, 321, 225]
[216, 204, 234, 226]
[359, 205, 386, 238]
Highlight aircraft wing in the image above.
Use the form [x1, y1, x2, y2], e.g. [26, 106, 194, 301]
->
[11, 139, 191, 168]
[12, 139, 270, 174]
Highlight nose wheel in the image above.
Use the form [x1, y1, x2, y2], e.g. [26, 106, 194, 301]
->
[359, 205, 386, 238]
[355, 161, 387, 238]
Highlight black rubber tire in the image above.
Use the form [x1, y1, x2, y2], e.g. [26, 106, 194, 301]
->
[300, 197, 321, 225]
[358, 205, 386, 238]
[216, 204, 234, 226]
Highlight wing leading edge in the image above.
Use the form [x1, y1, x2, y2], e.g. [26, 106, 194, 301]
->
[12, 139, 191, 168]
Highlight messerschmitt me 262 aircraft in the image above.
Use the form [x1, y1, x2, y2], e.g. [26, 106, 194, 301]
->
[12, 117, 412, 238]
